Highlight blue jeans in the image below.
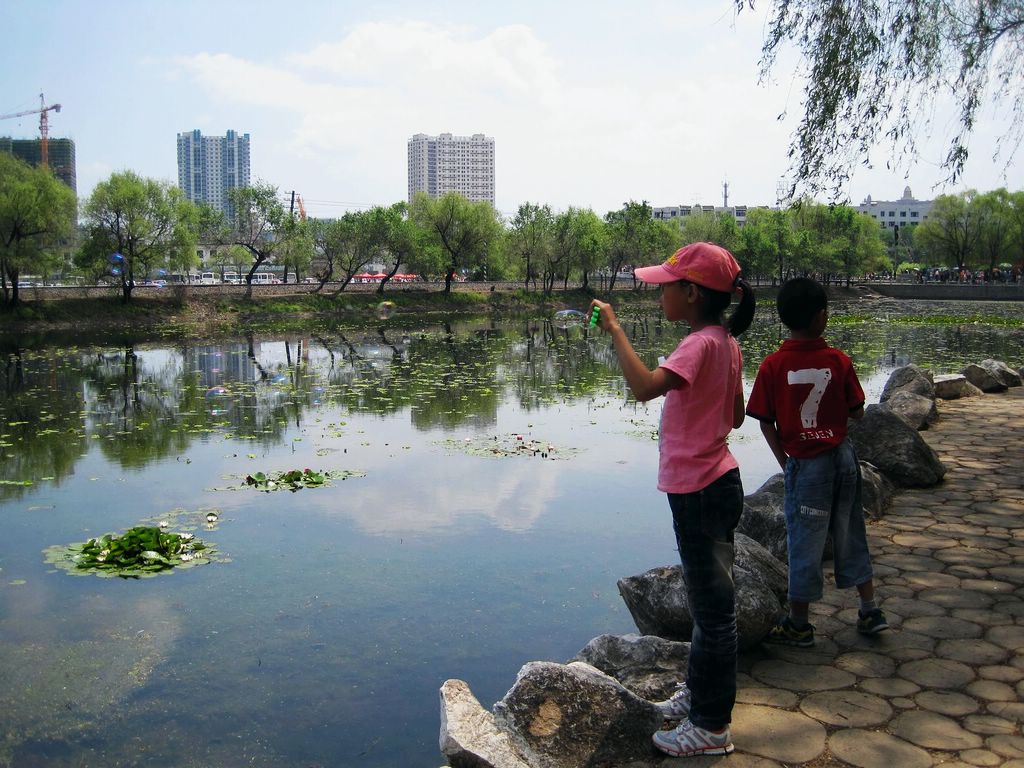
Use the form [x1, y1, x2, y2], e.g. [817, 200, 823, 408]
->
[667, 467, 744, 731]
[784, 439, 874, 602]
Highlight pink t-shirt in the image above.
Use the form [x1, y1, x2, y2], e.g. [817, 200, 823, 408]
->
[657, 325, 743, 494]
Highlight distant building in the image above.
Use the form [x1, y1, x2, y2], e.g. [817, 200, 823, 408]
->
[176, 129, 251, 218]
[0, 137, 77, 194]
[856, 186, 932, 230]
[652, 203, 773, 227]
[408, 133, 495, 206]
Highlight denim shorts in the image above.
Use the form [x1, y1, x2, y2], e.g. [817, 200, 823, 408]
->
[783, 439, 873, 602]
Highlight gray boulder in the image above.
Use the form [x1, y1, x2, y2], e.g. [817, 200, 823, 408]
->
[571, 634, 689, 701]
[848, 405, 946, 487]
[879, 390, 939, 430]
[616, 534, 787, 651]
[980, 359, 1022, 388]
[739, 474, 788, 562]
[860, 461, 896, 519]
[933, 373, 969, 399]
[880, 364, 934, 402]
[440, 679, 532, 768]
[494, 661, 662, 768]
[962, 363, 1007, 393]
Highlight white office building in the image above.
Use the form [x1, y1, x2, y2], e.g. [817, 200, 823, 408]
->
[857, 187, 933, 230]
[177, 129, 251, 218]
[408, 133, 495, 206]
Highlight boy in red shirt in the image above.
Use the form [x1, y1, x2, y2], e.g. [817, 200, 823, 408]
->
[746, 278, 888, 646]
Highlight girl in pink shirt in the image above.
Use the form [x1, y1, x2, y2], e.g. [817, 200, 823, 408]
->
[589, 242, 754, 759]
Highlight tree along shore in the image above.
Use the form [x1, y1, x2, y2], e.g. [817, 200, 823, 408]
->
[1, 281, 1020, 341]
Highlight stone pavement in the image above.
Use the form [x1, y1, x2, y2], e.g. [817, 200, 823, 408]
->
[671, 387, 1024, 767]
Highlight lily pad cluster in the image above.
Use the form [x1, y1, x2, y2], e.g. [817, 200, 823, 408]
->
[441, 434, 581, 460]
[44, 525, 215, 579]
[244, 468, 335, 492]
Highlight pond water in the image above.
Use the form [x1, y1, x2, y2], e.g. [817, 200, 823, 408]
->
[1, 297, 1022, 767]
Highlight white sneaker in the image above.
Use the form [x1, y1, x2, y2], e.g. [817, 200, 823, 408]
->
[652, 682, 691, 721]
[652, 718, 734, 758]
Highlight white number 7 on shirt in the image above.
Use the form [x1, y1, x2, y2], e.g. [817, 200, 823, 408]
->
[787, 368, 832, 428]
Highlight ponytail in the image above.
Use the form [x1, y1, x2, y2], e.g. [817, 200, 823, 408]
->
[727, 278, 755, 337]
[695, 277, 756, 336]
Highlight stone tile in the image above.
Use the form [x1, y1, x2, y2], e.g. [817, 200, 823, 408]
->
[978, 664, 1024, 683]
[952, 608, 1015, 626]
[799, 690, 891, 727]
[734, 686, 799, 708]
[965, 679, 1016, 702]
[957, 748, 1006, 766]
[936, 638, 1010, 665]
[902, 615, 982, 639]
[834, 651, 896, 678]
[902, 571, 961, 590]
[890, 710, 984, 750]
[963, 714, 1017, 736]
[859, 677, 920, 697]
[914, 690, 980, 716]
[828, 729, 931, 768]
[731, 704, 825, 764]
[987, 624, 1024, 651]
[918, 587, 996, 609]
[881, 596, 945, 618]
[898, 658, 975, 688]
[986, 734, 1024, 759]
[749, 660, 855, 692]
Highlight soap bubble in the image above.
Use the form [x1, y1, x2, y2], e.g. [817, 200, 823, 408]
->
[553, 309, 586, 329]
[375, 300, 397, 320]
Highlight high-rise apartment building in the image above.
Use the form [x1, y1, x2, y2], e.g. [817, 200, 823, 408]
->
[0, 137, 77, 194]
[407, 133, 495, 206]
[176, 129, 251, 218]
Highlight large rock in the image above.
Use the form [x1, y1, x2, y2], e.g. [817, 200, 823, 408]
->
[848, 406, 946, 487]
[879, 390, 938, 430]
[616, 534, 786, 651]
[980, 359, 1022, 388]
[860, 461, 896, 519]
[571, 634, 689, 701]
[962, 363, 1007, 393]
[933, 374, 969, 400]
[440, 679, 532, 768]
[739, 474, 788, 562]
[880, 364, 934, 402]
[493, 661, 662, 768]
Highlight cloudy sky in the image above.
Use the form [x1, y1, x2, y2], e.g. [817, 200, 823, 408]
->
[3, 0, 1019, 219]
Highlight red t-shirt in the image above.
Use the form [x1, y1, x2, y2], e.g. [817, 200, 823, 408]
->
[746, 337, 865, 459]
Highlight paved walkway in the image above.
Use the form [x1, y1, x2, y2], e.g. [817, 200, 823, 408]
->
[683, 387, 1024, 767]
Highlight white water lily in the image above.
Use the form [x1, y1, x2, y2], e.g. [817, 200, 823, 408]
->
[180, 553, 195, 562]
[206, 512, 218, 523]
[180, 533, 195, 541]
[158, 521, 170, 528]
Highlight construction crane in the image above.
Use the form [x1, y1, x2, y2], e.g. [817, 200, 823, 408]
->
[0, 93, 62, 168]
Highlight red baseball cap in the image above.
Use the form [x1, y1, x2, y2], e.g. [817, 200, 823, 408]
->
[633, 242, 741, 293]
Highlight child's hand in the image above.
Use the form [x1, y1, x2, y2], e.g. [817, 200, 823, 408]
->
[588, 299, 618, 332]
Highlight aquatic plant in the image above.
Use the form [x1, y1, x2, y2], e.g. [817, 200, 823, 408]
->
[44, 525, 215, 578]
[244, 468, 331, 491]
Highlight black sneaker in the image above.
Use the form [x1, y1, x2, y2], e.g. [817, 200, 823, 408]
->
[764, 616, 815, 647]
[857, 608, 889, 635]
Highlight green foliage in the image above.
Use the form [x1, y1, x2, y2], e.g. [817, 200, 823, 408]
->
[604, 200, 663, 287]
[78, 171, 200, 303]
[739, 0, 1024, 199]
[409, 192, 503, 292]
[0, 153, 77, 305]
[45, 525, 213, 578]
[244, 468, 335, 492]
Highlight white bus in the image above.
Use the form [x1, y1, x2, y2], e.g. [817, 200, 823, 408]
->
[251, 272, 280, 285]
[197, 272, 218, 285]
